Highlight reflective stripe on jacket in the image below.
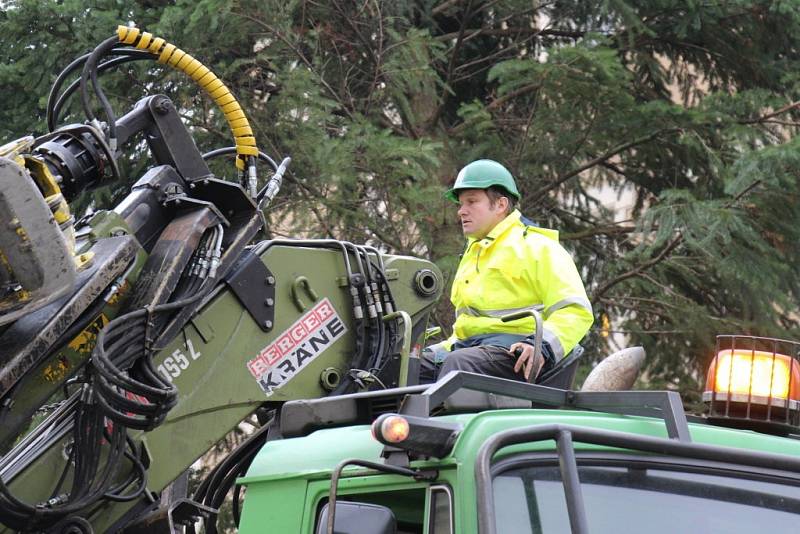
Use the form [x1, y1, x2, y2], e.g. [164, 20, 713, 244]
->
[447, 209, 593, 359]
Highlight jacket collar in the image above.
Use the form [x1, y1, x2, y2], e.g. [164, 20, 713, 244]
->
[467, 209, 522, 247]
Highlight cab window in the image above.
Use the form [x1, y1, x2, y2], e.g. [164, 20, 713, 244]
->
[314, 485, 453, 534]
[427, 485, 453, 534]
[493, 462, 800, 533]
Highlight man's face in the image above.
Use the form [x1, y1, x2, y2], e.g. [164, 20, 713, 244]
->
[457, 189, 508, 239]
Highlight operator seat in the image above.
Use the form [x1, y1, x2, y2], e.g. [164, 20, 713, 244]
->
[443, 345, 585, 412]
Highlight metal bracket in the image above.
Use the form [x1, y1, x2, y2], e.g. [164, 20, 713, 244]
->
[224, 250, 275, 332]
[337, 268, 399, 287]
[162, 195, 230, 228]
[168, 498, 218, 532]
[291, 275, 319, 312]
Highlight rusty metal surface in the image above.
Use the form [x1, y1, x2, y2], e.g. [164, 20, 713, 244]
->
[155, 211, 262, 347]
[0, 157, 77, 324]
[0, 236, 139, 391]
[114, 165, 182, 252]
[0, 236, 140, 444]
[125, 207, 220, 312]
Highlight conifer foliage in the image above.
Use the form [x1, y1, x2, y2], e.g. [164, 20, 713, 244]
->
[2, 1, 800, 398]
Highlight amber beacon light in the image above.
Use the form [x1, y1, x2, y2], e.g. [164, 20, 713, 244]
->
[704, 335, 800, 433]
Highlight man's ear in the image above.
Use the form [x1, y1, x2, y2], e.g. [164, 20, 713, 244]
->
[496, 195, 509, 214]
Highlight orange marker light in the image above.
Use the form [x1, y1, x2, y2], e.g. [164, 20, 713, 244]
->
[706, 349, 800, 402]
[379, 415, 410, 443]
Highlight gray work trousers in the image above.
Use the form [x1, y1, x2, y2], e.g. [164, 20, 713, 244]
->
[419, 345, 524, 384]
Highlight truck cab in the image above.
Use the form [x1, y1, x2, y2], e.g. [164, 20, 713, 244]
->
[237, 335, 800, 533]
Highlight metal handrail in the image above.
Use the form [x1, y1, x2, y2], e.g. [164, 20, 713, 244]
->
[500, 308, 543, 383]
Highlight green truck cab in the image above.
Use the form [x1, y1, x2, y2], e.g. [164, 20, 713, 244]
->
[237, 335, 800, 534]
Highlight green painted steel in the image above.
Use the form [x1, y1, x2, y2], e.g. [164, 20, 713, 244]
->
[237, 479, 309, 533]
[238, 409, 800, 533]
[2, 242, 442, 533]
[244, 410, 800, 481]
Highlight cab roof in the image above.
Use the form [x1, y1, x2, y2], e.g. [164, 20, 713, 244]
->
[241, 406, 800, 483]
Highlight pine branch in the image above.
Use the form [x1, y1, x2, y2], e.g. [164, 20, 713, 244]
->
[605, 329, 689, 335]
[561, 225, 636, 240]
[363, 0, 386, 116]
[432, 0, 464, 16]
[435, 27, 587, 42]
[238, 12, 355, 119]
[592, 235, 683, 301]
[451, 35, 534, 78]
[599, 295, 682, 311]
[599, 160, 627, 177]
[533, 128, 680, 200]
[429, 0, 475, 130]
[760, 120, 800, 127]
[739, 100, 800, 125]
[447, 82, 542, 136]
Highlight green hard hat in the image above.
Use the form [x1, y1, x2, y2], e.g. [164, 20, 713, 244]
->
[445, 159, 521, 203]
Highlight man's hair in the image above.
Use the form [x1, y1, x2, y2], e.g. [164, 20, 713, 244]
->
[486, 185, 516, 215]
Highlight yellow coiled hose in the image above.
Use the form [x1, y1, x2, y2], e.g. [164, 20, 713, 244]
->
[116, 25, 258, 174]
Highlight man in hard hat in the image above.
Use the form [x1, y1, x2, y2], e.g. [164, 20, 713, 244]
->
[421, 159, 593, 383]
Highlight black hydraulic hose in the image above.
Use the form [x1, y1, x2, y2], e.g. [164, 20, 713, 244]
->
[49, 437, 76, 499]
[362, 245, 394, 312]
[355, 245, 385, 376]
[358, 246, 394, 373]
[80, 36, 122, 142]
[94, 336, 171, 428]
[231, 464, 248, 525]
[351, 244, 403, 380]
[202, 146, 279, 172]
[52, 54, 151, 132]
[0, 260, 222, 528]
[230, 448, 260, 527]
[343, 243, 372, 373]
[47, 49, 104, 130]
[90, 281, 215, 431]
[47, 48, 151, 131]
[94, 325, 162, 394]
[372, 260, 397, 312]
[172, 230, 212, 301]
[356, 245, 376, 317]
[90, 57, 117, 142]
[0, 403, 128, 531]
[103, 436, 148, 502]
[362, 246, 386, 315]
[253, 239, 391, 394]
[79, 423, 125, 501]
[202, 147, 280, 200]
[190, 421, 271, 534]
[362, 245, 386, 273]
[368, 264, 400, 374]
[346, 242, 365, 281]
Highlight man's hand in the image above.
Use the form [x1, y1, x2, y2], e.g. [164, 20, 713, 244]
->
[510, 342, 545, 381]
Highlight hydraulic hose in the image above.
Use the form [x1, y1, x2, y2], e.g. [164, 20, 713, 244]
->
[81, 36, 122, 149]
[115, 26, 258, 172]
[48, 50, 152, 131]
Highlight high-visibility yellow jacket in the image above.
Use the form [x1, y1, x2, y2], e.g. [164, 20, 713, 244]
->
[445, 209, 593, 359]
